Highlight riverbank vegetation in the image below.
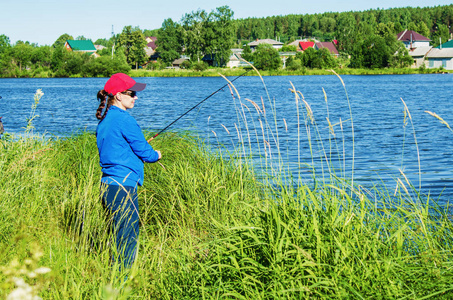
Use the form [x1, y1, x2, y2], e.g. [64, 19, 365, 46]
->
[1, 4, 453, 77]
[128, 66, 450, 78]
[1, 74, 453, 298]
[1, 130, 453, 298]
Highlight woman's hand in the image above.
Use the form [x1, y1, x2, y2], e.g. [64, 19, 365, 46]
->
[156, 150, 162, 160]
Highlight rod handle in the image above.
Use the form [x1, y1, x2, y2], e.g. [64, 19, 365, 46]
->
[147, 133, 158, 143]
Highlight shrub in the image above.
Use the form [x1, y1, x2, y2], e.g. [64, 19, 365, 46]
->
[82, 55, 130, 77]
[192, 61, 208, 71]
[286, 58, 302, 70]
[281, 44, 298, 52]
[180, 60, 192, 69]
[146, 59, 166, 70]
[252, 44, 282, 70]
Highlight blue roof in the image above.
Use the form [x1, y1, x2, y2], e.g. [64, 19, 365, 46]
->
[66, 40, 96, 51]
[437, 40, 453, 49]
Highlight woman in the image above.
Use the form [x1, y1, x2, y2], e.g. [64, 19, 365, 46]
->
[95, 73, 161, 269]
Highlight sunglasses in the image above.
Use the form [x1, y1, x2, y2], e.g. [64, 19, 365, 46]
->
[121, 90, 137, 97]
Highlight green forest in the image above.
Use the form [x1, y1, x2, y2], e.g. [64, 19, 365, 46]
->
[0, 4, 452, 77]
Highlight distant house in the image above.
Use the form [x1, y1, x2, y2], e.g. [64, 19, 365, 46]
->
[203, 52, 242, 67]
[64, 40, 96, 54]
[145, 36, 157, 57]
[279, 51, 297, 68]
[226, 49, 249, 68]
[397, 30, 431, 49]
[248, 39, 284, 51]
[145, 36, 156, 44]
[200, 54, 214, 66]
[425, 48, 453, 70]
[288, 40, 316, 51]
[315, 42, 339, 56]
[226, 53, 241, 68]
[408, 46, 432, 68]
[188, 49, 248, 68]
[172, 57, 190, 69]
[299, 41, 315, 51]
[94, 45, 106, 51]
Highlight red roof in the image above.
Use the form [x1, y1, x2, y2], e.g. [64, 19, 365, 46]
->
[396, 30, 430, 42]
[299, 41, 314, 50]
[315, 42, 339, 55]
[147, 41, 157, 49]
[146, 36, 157, 50]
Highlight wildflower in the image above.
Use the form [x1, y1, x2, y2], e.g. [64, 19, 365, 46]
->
[34, 267, 51, 275]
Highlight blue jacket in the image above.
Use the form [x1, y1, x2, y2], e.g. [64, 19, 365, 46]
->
[96, 105, 159, 187]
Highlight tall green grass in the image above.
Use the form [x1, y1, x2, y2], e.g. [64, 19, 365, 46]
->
[1, 77, 453, 299]
[0, 130, 263, 298]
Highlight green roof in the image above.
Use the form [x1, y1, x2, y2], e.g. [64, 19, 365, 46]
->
[66, 40, 96, 51]
[437, 39, 453, 49]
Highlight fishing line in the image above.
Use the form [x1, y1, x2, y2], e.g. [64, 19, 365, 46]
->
[147, 69, 251, 142]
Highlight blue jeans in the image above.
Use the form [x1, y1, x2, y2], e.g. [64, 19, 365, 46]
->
[100, 183, 139, 269]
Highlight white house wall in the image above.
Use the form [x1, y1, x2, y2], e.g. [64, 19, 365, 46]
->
[403, 41, 430, 49]
[413, 57, 425, 68]
[426, 58, 453, 70]
[227, 60, 240, 68]
[413, 41, 430, 48]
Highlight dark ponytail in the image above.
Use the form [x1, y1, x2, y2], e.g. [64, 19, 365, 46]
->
[96, 90, 115, 120]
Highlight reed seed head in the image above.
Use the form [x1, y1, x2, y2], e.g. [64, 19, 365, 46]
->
[425, 110, 451, 130]
[246, 98, 263, 114]
[221, 124, 230, 135]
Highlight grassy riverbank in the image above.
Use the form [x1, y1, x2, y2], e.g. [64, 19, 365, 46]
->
[1, 131, 453, 299]
[130, 66, 450, 77]
[2, 71, 453, 298]
[2, 66, 450, 79]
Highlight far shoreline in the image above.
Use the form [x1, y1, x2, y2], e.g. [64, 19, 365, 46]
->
[130, 67, 451, 77]
[0, 67, 450, 79]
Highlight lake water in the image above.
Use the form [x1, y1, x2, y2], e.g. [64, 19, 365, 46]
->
[1, 74, 452, 204]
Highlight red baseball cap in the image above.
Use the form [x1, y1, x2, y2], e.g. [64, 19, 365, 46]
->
[104, 73, 146, 96]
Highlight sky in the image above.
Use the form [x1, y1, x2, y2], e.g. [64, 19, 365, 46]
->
[1, 0, 452, 46]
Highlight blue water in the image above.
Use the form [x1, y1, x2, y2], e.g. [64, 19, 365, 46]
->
[1, 74, 452, 204]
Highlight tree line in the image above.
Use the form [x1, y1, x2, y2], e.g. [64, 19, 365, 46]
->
[156, 6, 235, 69]
[156, 4, 451, 70]
[235, 5, 452, 47]
[0, 4, 452, 77]
[0, 34, 130, 78]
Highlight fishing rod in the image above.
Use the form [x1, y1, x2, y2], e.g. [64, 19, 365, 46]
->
[147, 69, 251, 142]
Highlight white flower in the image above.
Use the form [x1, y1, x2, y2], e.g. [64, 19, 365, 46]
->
[34, 267, 51, 274]
[35, 89, 44, 98]
[7, 277, 40, 300]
